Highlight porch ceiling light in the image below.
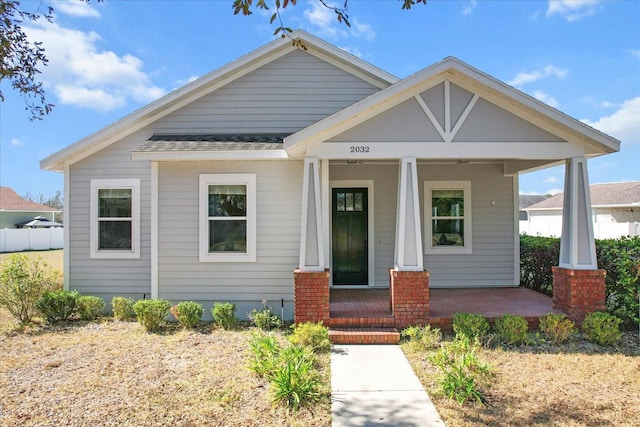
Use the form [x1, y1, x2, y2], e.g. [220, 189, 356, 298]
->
[457, 159, 470, 164]
[346, 159, 358, 164]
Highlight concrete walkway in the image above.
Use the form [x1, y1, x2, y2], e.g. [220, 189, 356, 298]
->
[331, 345, 445, 427]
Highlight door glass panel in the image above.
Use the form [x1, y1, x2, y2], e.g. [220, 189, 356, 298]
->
[354, 193, 363, 212]
[346, 192, 354, 211]
[337, 192, 345, 212]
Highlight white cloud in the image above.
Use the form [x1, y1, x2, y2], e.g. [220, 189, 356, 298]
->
[508, 65, 568, 87]
[546, 0, 601, 22]
[600, 100, 615, 108]
[629, 49, 640, 59]
[339, 46, 363, 59]
[53, 0, 101, 18]
[532, 90, 560, 108]
[352, 20, 376, 41]
[543, 176, 559, 184]
[10, 138, 24, 147]
[24, 20, 165, 112]
[462, 0, 477, 16]
[303, 2, 375, 41]
[583, 97, 640, 145]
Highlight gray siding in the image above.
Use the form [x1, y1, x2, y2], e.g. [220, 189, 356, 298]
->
[153, 50, 380, 134]
[157, 160, 302, 318]
[68, 130, 152, 302]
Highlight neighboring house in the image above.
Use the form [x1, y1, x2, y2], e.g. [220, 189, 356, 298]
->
[522, 181, 640, 238]
[519, 194, 550, 221]
[40, 31, 620, 321]
[0, 187, 59, 229]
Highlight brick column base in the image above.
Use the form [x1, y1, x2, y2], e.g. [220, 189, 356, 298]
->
[552, 266, 606, 323]
[294, 269, 330, 325]
[389, 269, 430, 329]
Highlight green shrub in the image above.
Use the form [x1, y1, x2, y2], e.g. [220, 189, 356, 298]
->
[539, 313, 575, 344]
[170, 301, 203, 329]
[36, 290, 79, 322]
[429, 337, 492, 405]
[452, 313, 490, 343]
[401, 324, 442, 351]
[247, 332, 283, 378]
[581, 311, 622, 346]
[76, 295, 105, 321]
[111, 296, 136, 320]
[520, 234, 560, 295]
[270, 345, 322, 411]
[494, 314, 528, 345]
[0, 254, 61, 323]
[132, 299, 171, 332]
[288, 322, 330, 353]
[249, 306, 282, 330]
[212, 302, 238, 330]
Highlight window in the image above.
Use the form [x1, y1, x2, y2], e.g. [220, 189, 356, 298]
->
[90, 179, 140, 259]
[424, 181, 472, 254]
[199, 174, 256, 262]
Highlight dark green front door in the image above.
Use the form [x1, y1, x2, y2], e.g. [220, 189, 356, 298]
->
[332, 188, 368, 285]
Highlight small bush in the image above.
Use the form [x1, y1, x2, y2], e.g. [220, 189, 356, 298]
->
[111, 296, 136, 320]
[0, 254, 61, 323]
[249, 307, 282, 330]
[581, 311, 622, 346]
[452, 313, 490, 343]
[494, 314, 528, 345]
[539, 313, 575, 344]
[429, 337, 492, 406]
[36, 290, 79, 322]
[401, 324, 442, 351]
[76, 295, 105, 321]
[170, 301, 203, 329]
[270, 345, 322, 411]
[247, 332, 283, 378]
[132, 299, 171, 332]
[288, 322, 330, 353]
[212, 302, 238, 330]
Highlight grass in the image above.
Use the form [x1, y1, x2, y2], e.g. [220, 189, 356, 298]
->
[0, 249, 63, 272]
[403, 333, 640, 426]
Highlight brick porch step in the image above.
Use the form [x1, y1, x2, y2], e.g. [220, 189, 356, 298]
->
[329, 327, 400, 345]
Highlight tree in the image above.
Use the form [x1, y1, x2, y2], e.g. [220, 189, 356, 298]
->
[0, 0, 54, 121]
[24, 190, 63, 223]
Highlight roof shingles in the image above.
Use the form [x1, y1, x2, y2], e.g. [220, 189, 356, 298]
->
[134, 134, 288, 153]
[527, 181, 640, 209]
[0, 187, 58, 212]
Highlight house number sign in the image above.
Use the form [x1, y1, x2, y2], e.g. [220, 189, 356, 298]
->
[349, 145, 370, 153]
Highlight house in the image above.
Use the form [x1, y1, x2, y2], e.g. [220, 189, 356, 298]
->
[518, 194, 550, 221]
[0, 187, 59, 229]
[522, 181, 640, 238]
[40, 31, 620, 324]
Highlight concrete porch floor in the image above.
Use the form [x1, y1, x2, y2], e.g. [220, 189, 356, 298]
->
[330, 287, 563, 321]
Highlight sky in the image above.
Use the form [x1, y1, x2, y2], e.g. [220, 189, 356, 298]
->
[1, 0, 639, 200]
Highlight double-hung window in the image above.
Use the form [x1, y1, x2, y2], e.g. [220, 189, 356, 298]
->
[424, 181, 472, 254]
[199, 174, 256, 262]
[90, 179, 140, 259]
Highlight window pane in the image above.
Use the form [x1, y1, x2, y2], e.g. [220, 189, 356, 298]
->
[432, 190, 464, 217]
[337, 192, 345, 211]
[99, 189, 132, 218]
[354, 193, 363, 212]
[209, 185, 246, 217]
[432, 219, 464, 246]
[346, 192, 354, 211]
[209, 220, 247, 252]
[99, 221, 132, 250]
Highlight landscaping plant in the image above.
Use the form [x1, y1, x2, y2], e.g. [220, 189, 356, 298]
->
[581, 311, 622, 346]
[494, 314, 528, 345]
[76, 295, 105, 321]
[132, 299, 171, 332]
[247, 332, 283, 378]
[249, 306, 282, 330]
[0, 253, 61, 323]
[270, 345, 322, 411]
[111, 296, 136, 320]
[170, 301, 203, 329]
[452, 313, 490, 344]
[212, 302, 238, 330]
[401, 324, 442, 351]
[539, 313, 575, 344]
[288, 322, 330, 353]
[36, 289, 79, 322]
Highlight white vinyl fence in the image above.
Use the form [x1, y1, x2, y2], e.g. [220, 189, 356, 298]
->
[520, 221, 639, 239]
[0, 228, 64, 252]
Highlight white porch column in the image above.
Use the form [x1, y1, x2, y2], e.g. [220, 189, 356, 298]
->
[394, 157, 424, 271]
[299, 158, 325, 271]
[559, 157, 597, 270]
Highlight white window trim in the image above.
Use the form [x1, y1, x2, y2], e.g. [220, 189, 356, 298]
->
[424, 180, 472, 255]
[199, 173, 256, 263]
[90, 179, 141, 259]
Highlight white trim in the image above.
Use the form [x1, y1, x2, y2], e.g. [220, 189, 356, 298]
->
[444, 80, 451, 140]
[151, 162, 159, 299]
[414, 95, 447, 142]
[424, 180, 473, 255]
[329, 180, 375, 287]
[321, 160, 330, 269]
[298, 158, 325, 271]
[89, 179, 141, 259]
[512, 174, 520, 285]
[199, 173, 256, 263]
[395, 158, 424, 271]
[63, 162, 70, 290]
[449, 94, 479, 141]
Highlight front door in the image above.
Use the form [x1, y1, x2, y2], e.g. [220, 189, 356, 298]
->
[332, 188, 368, 285]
